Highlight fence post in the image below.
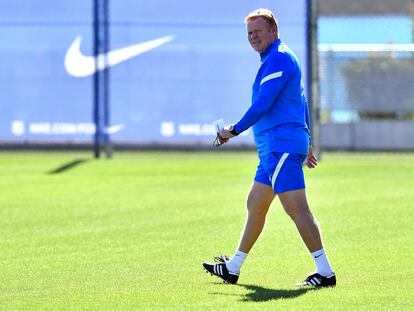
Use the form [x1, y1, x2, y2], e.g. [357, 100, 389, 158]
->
[93, 0, 111, 158]
[307, 0, 321, 157]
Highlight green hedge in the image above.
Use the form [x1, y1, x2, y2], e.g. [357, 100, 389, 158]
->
[341, 57, 414, 118]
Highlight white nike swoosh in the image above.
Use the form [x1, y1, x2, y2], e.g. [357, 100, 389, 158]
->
[105, 124, 125, 134]
[64, 35, 174, 77]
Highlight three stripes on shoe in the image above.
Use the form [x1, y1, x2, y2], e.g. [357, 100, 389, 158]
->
[306, 276, 322, 286]
[213, 264, 224, 276]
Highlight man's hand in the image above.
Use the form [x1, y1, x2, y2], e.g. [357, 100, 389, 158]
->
[305, 145, 318, 169]
[219, 128, 235, 140]
[213, 128, 235, 147]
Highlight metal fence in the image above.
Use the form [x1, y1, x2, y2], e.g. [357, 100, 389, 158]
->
[319, 44, 414, 121]
[317, 15, 414, 151]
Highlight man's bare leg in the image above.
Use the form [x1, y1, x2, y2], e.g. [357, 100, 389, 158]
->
[238, 181, 276, 252]
[278, 188, 333, 277]
[278, 188, 322, 252]
[225, 182, 275, 273]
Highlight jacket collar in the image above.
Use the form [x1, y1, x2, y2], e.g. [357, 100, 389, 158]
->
[260, 38, 281, 64]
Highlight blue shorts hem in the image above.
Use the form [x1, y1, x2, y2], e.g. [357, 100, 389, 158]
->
[254, 152, 306, 195]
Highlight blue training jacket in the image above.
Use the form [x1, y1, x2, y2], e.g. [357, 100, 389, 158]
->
[234, 39, 311, 157]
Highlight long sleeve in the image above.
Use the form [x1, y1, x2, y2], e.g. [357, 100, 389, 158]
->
[304, 97, 312, 145]
[235, 53, 293, 134]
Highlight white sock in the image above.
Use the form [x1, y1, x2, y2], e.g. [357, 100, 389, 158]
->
[311, 248, 333, 277]
[226, 250, 248, 274]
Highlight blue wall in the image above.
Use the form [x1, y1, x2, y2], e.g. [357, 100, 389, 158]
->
[0, 1, 308, 143]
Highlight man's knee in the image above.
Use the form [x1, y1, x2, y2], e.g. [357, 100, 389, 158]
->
[279, 189, 312, 220]
[283, 202, 312, 221]
[246, 198, 268, 217]
[246, 183, 274, 217]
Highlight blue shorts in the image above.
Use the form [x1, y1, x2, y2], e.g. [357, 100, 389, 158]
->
[254, 152, 306, 194]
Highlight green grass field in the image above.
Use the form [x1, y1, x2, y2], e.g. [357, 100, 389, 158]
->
[0, 151, 413, 310]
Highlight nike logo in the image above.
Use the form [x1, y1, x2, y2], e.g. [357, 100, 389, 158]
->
[315, 254, 323, 258]
[64, 35, 175, 77]
[105, 124, 125, 134]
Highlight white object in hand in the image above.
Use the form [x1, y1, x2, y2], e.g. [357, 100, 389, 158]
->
[213, 119, 225, 134]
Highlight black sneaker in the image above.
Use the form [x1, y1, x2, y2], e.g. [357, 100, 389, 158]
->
[203, 255, 239, 284]
[295, 272, 336, 288]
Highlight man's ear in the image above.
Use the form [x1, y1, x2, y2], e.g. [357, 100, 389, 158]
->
[271, 25, 278, 38]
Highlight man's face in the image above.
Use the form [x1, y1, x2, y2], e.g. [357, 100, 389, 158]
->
[247, 17, 277, 53]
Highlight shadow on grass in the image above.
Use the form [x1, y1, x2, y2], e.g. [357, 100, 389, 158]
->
[238, 284, 313, 302]
[209, 283, 313, 302]
[48, 158, 89, 174]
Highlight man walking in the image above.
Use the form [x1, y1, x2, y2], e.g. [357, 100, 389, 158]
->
[203, 8, 336, 288]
